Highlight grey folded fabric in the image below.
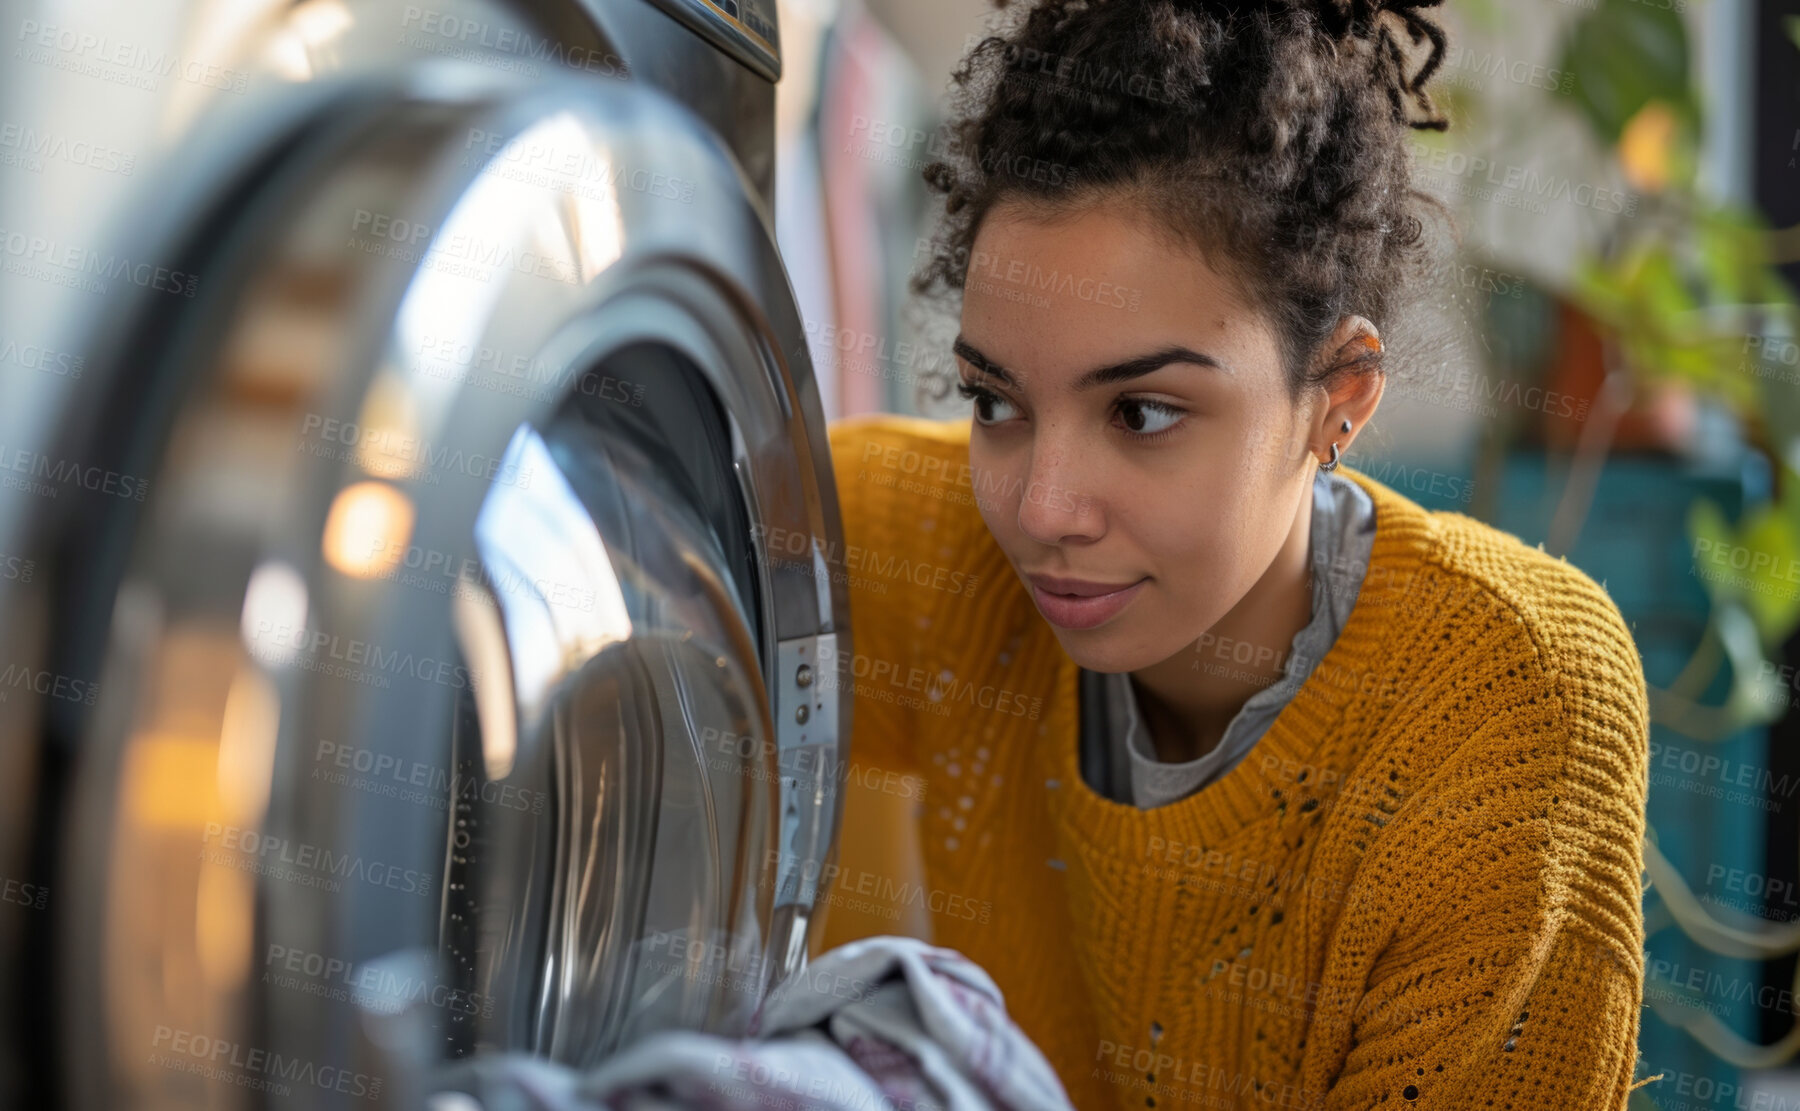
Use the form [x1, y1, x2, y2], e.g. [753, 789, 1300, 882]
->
[430, 936, 1075, 1111]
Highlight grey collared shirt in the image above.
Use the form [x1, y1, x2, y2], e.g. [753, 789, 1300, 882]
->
[1078, 469, 1377, 809]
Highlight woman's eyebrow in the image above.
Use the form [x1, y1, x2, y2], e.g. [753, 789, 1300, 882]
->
[953, 336, 1020, 387]
[953, 335, 1230, 390]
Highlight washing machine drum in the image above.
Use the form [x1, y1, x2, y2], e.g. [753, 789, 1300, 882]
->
[15, 58, 847, 1111]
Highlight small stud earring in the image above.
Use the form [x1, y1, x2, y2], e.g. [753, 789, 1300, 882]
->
[1321, 418, 1352, 472]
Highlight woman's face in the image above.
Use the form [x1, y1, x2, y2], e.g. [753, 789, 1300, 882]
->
[955, 199, 1322, 673]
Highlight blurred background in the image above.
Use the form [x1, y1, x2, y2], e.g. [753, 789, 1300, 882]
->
[774, 0, 1800, 1106]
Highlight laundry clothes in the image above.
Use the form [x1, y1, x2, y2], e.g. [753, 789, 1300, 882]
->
[820, 414, 1652, 1110]
[429, 936, 1075, 1111]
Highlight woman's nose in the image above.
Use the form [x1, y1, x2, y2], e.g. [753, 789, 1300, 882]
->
[1014, 445, 1101, 545]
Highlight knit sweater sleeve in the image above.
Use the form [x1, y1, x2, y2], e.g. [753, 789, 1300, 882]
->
[815, 416, 946, 948]
[1311, 569, 1651, 1109]
[824, 415, 936, 774]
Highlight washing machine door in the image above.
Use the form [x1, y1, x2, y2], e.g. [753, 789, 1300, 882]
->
[1, 49, 847, 1111]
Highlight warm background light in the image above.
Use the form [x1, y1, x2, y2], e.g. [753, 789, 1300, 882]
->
[1619, 100, 1677, 194]
[322, 480, 416, 579]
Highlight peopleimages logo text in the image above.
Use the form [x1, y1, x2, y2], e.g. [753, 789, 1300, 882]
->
[0, 444, 148, 501]
[264, 942, 493, 1019]
[200, 823, 434, 897]
[247, 620, 481, 692]
[150, 1026, 382, 1099]
[0, 226, 198, 295]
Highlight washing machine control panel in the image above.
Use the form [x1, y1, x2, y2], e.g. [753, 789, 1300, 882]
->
[646, 0, 782, 82]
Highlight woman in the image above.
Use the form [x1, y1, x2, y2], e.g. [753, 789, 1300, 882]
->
[815, 1, 1651, 1108]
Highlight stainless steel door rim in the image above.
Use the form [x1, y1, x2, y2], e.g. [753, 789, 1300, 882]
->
[1, 38, 846, 1111]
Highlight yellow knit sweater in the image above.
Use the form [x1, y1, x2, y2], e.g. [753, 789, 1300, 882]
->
[815, 414, 1651, 1110]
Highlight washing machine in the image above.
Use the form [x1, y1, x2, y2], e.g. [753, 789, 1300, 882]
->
[0, 1, 848, 1108]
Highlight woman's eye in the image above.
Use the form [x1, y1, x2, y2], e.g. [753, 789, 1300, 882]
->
[955, 381, 1019, 425]
[1115, 398, 1184, 437]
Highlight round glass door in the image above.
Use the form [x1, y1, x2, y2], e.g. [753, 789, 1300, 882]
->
[0, 42, 847, 1111]
[439, 344, 783, 1066]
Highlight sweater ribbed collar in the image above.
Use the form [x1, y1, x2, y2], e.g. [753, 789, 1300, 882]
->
[1036, 464, 1442, 848]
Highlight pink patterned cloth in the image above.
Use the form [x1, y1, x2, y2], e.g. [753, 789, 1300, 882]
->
[431, 936, 1075, 1111]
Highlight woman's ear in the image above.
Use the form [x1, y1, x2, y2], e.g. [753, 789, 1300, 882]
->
[1321, 314, 1381, 373]
[1310, 315, 1385, 466]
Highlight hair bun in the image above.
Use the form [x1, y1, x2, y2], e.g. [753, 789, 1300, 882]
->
[1156, 0, 1450, 130]
[1318, 0, 1450, 131]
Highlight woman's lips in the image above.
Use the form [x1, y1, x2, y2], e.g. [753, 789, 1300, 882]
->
[1028, 577, 1149, 630]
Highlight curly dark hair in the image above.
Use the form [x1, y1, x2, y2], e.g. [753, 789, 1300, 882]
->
[913, 0, 1455, 402]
